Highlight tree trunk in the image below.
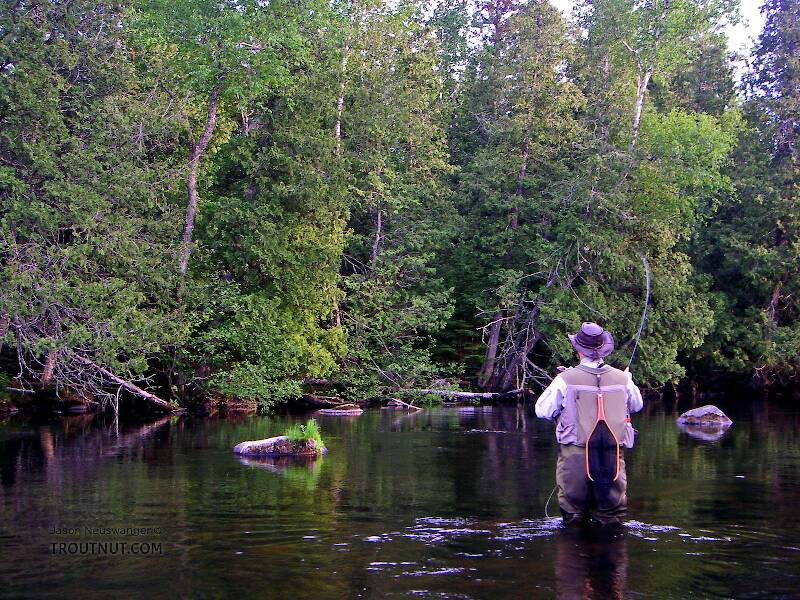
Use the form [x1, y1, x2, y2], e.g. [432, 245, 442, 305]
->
[179, 85, 221, 275]
[332, 300, 341, 327]
[301, 393, 345, 407]
[496, 331, 542, 391]
[515, 139, 529, 199]
[41, 349, 56, 384]
[479, 311, 504, 387]
[484, 266, 567, 392]
[73, 355, 180, 413]
[628, 68, 652, 153]
[407, 132, 415, 171]
[510, 138, 529, 230]
[332, 37, 351, 327]
[335, 42, 350, 157]
[767, 280, 783, 325]
[479, 139, 531, 386]
[370, 206, 382, 270]
[486, 303, 542, 391]
[601, 52, 611, 141]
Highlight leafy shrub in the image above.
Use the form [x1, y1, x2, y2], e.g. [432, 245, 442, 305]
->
[284, 419, 325, 447]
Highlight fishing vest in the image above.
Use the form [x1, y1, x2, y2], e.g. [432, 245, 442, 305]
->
[554, 364, 636, 448]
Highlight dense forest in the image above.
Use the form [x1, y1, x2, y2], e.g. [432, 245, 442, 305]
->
[0, 0, 798, 413]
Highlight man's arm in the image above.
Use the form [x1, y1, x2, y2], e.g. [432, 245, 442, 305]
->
[535, 376, 567, 420]
[626, 376, 644, 413]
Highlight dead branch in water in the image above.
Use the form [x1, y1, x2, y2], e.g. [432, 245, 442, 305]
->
[72, 355, 180, 413]
[403, 388, 524, 400]
[388, 398, 423, 411]
[301, 393, 346, 407]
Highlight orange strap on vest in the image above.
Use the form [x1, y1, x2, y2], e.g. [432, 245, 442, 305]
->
[584, 375, 621, 482]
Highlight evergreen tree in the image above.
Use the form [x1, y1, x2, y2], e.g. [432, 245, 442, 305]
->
[0, 0, 185, 408]
[693, 0, 800, 382]
[338, 1, 458, 398]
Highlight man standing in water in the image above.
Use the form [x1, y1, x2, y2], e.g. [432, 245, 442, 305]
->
[535, 322, 643, 526]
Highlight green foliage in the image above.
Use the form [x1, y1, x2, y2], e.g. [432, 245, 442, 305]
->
[416, 393, 444, 407]
[337, 1, 459, 397]
[650, 33, 736, 116]
[0, 0, 186, 398]
[687, 0, 800, 383]
[0, 372, 10, 405]
[284, 419, 325, 447]
[131, 0, 348, 403]
[1, 0, 797, 413]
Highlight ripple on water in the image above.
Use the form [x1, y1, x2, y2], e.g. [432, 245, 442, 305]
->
[408, 591, 475, 599]
[400, 517, 492, 545]
[399, 567, 466, 577]
[359, 515, 563, 554]
[625, 520, 733, 543]
[495, 517, 563, 541]
[390, 517, 733, 547]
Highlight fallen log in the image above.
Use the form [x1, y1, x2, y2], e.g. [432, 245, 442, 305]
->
[388, 398, 422, 412]
[403, 388, 524, 400]
[73, 355, 181, 413]
[317, 406, 364, 416]
[301, 393, 346, 407]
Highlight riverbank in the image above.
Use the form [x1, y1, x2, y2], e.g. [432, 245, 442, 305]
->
[1, 371, 797, 422]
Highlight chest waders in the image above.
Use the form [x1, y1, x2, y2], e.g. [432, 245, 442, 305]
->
[584, 371, 621, 490]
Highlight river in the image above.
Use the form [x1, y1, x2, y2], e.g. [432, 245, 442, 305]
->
[1, 400, 799, 599]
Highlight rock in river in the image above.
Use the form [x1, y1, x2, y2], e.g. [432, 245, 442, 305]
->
[233, 435, 326, 456]
[676, 405, 732, 425]
[317, 404, 363, 416]
[676, 405, 732, 441]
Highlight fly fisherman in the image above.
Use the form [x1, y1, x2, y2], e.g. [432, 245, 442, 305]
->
[536, 322, 643, 526]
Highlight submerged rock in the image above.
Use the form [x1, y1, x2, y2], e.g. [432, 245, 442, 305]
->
[676, 405, 732, 425]
[233, 435, 326, 456]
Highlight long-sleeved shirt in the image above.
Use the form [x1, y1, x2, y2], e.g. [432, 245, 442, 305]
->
[535, 358, 644, 420]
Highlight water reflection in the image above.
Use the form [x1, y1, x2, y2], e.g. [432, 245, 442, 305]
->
[555, 528, 628, 600]
[0, 414, 172, 487]
[1, 401, 799, 599]
[236, 454, 321, 472]
[677, 421, 732, 442]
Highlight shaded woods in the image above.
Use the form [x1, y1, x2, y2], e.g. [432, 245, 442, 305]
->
[1, 0, 798, 413]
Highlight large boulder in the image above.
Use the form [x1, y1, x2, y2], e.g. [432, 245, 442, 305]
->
[676, 405, 732, 425]
[676, 405, 732, 441]
[233, 435, 326, 456]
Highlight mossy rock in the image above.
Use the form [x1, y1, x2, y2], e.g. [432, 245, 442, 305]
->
[233, 435, 326, 456]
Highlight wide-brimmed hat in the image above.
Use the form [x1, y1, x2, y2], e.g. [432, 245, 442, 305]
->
[568, 322, 614, 359]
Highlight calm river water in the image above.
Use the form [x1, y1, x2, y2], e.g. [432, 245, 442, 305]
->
[1, 400, 799, 599]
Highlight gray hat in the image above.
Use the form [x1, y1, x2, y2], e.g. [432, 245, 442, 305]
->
[568, 322, 615, 359]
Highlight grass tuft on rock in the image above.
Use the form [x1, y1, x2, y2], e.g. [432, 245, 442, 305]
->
[285, 419, 325, 447]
